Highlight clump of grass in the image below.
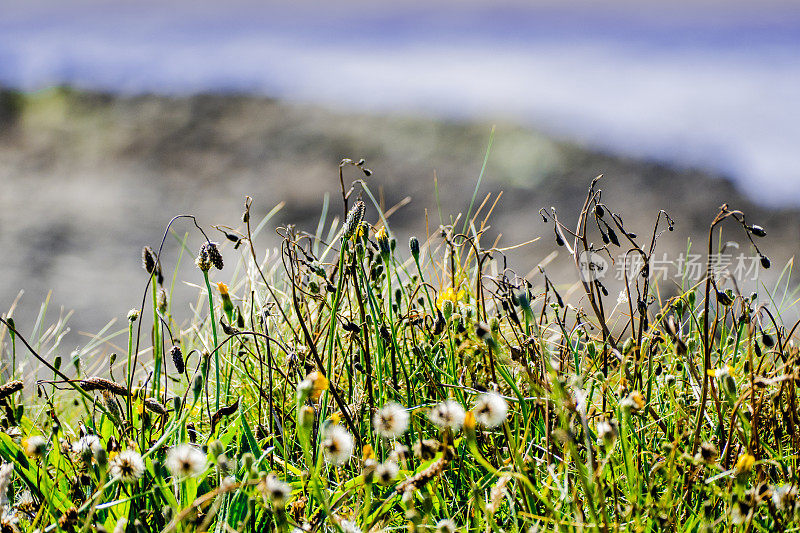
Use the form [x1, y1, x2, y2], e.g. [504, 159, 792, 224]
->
[0, 163, 798, 532]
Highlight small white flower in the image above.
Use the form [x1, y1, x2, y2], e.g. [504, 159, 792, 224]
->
[373, 402, 410, 438]
[321, 426, 354, 465]
[435, 519, 458, 533]
[429, 400, 466, 430]
[338, 519, 362, 533]
[72, 435, 102, 459]
[374, 461, 399, 486]
[110, 449, 145, 483]
[473, 393, 508, 428]
[166, 444, 207, 478]
[262, 473, 292, 507]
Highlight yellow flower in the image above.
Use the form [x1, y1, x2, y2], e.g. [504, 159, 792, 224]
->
[707, 364, 733, 378]
[437, 287, 465, 309]
[735, 453, 756, 474]
[217, 282, 229, 296]
[309, 372, 329, 402]
[362, 444, 376, 461]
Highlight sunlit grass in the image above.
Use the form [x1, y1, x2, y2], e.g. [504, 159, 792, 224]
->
[0, 163, 798, 533]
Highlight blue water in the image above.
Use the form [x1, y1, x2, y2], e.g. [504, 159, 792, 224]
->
[2, 1, 800, 204]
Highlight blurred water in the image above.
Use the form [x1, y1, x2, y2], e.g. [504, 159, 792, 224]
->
[1, 0, 800, 204]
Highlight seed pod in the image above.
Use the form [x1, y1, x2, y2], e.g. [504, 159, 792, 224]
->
[211, 399, 239, 433]
[762, 331, 775, 348]
[749, 225, 766, 237]
[377, 227, 391, 257]
[157, 288, 168, 314]
[196, 241, 223, 271]
[606, 227, 620, 247]
[343, 201, 366, 240]
[716, 290, 733, 307]
[143, 398, 168, 416]
[760, 255, 771, 269]
[192, 374, 204, 401]
[205, 242, 224, 270]
[80, 377, 130, 397]
[409, 236, 420, 259]
[141, 246, 157, 275]
[170, 346, 185, 374]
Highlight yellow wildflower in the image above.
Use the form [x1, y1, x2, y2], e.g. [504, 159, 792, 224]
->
[437, 287, 465, 309]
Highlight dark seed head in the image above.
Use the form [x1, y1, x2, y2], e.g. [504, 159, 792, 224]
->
[171, 346, 185, 374]
[142, 246, 158, 276]
[206, 242, 224, 270]
[409, 236, 420, 258]
[749, 225, 766, 237]
[762, 331, 775, 348]
[343, 201, 366, 240]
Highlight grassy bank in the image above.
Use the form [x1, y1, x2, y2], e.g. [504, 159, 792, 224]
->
[0, 164, 797, 532]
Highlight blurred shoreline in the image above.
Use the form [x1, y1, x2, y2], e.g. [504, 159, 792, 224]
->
[1, 88, 799, 355]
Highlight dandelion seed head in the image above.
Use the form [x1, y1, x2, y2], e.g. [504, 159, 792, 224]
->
[375, 461, 399, 486]
[262, 473, 292, 507]
[23, 435, 47, 458]
[110, 449, 145, 483]
[435, 519, 458, 533]
[373, 402, 409, 438]
[166, 444, 207, 478]
[338, 519, 362, 533]
[596, 419, 618, 446]
[429, 400, 466, 430]
[473, 393, 508, 428]
[72, 435, 102, 460]
[321, 426, 354, 465]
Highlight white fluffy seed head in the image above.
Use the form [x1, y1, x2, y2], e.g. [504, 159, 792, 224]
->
[429, 400, 466, 430]
[0, 463, 13, 498]
[373, 402, 410, 438]
[263, 473, 292, 507]
[110, 449, 146, 483]
[166, 444, 207, 478]
[24, 435, 47, 458]
[473, 393, 508, 428]
[72, 435, 103, 455]
[375, 461, 400, 486]
[435, 518, 458, 533]
[321, 425, 354, 465]
[338, 519, 362, 533]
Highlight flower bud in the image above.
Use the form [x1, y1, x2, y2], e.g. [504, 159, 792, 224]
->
[409, 236, 420, 259]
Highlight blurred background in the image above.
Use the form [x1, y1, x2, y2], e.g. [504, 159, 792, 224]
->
[1, 0, 799, 353]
